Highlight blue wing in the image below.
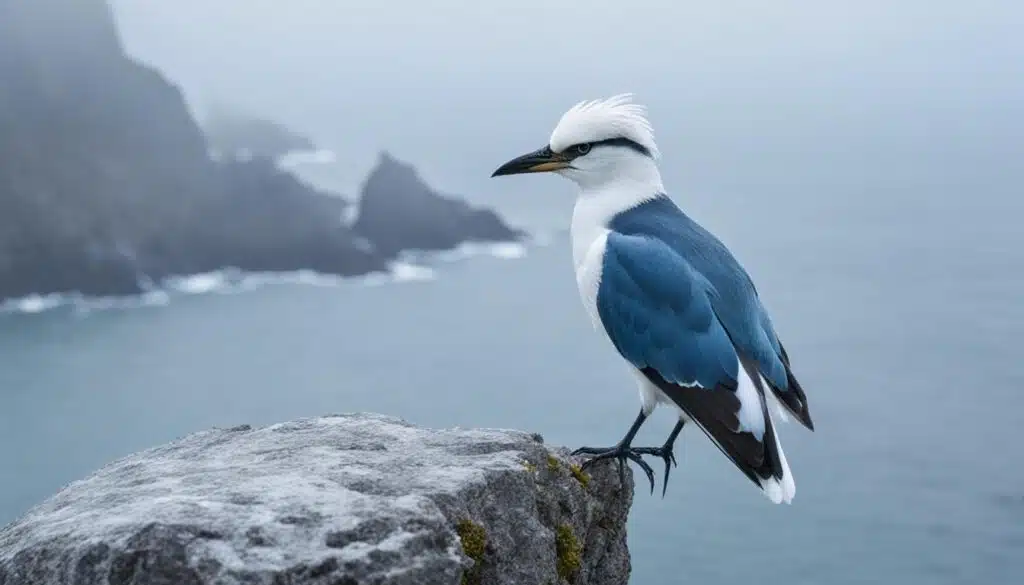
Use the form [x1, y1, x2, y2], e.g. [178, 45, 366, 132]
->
[597, 233, 738, 393]
[597, 233, 787, 486]
[608, 195, 813, 430]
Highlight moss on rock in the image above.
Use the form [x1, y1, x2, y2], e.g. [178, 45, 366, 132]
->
[546, 454, 560, 472]
[555, 523, 581, 582]
[569, 464, 590, 488]
[456, 518, 488, 585]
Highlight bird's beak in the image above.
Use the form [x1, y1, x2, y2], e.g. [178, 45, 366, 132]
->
[490, 146, 569, 177]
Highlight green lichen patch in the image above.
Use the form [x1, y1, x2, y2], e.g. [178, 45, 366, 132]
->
[569, 464, 590, 488]
[522, 459, 537, 474]
[546, 454, 561, 472]
[456, 518, 488, 585]
[555, 523, 581, 582]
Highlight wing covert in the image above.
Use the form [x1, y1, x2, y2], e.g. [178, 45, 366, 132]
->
[596, 232, 737, 391]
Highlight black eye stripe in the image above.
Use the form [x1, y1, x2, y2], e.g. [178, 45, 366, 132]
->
[559, 137, 651, 158]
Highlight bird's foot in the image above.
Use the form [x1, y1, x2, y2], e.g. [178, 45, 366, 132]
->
[631, 445, 677, 498]
[571, 444, 656, 494]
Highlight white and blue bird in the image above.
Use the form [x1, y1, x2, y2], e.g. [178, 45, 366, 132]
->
[491, 94, 814, 504]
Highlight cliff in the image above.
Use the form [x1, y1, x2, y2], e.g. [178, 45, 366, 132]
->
[0, 413, 633, 585]
[0, 0, 222, 297]
[0, 0, 522, 303]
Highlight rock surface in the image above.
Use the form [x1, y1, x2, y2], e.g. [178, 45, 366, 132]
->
[0, 414, 633, 585]
[354, 153, 526, 257]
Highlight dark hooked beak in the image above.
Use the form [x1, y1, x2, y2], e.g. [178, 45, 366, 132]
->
[490, 146, 570, 177]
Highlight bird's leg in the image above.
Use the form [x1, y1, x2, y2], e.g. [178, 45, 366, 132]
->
[571, 409, 656, 493]
[633, 419, 686, 498]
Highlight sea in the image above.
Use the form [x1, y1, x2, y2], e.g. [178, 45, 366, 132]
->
[1, 148, 1022, 585]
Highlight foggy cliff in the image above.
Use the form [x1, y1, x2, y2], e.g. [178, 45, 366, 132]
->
[0, 0, 520, 302]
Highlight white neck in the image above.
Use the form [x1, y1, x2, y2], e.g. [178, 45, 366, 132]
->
[568, 154, 665, 270]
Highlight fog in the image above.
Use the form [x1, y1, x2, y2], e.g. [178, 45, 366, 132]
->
[108, 1, 1023, 224]
[3, 4, 1023, 581]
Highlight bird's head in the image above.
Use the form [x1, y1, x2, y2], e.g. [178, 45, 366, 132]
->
[491, 93, 661, 190]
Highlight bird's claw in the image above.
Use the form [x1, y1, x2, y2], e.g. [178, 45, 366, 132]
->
[572, 445, 657, 494]
[631, 445, 677, 498]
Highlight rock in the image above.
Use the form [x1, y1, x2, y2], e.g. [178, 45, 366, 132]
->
[0, 0, 526, 303]
[0, 0, 389, 302]
[0, 413, 633, 585]
[146, 157, 387, 279]
[202, 106, 317, 160]
[353, 152, 527, 257]
[0, 0, 221, 299]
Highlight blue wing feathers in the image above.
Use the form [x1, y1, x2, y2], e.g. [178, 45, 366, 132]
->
[598, 232, 737, 391]
[597, 232, 787, 483]
[608, 196, 780, 370]
[606, 194, 815, 428]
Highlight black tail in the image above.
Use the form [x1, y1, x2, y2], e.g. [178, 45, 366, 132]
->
[770, 343, 814, 430]
[640, 364, 785, 492]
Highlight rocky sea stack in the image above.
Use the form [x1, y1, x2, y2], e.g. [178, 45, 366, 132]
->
[354, 152, 527, 257]
[0, 414, 633, 585]
[0, 0, 523, 304]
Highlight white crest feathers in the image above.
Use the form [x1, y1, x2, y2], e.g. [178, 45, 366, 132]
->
[549, 93, 660, 159]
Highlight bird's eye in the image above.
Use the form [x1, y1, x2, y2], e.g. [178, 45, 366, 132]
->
[574, 143, 592, 155]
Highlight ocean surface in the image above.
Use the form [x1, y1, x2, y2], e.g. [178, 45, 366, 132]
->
[2, 153, 1023, 585]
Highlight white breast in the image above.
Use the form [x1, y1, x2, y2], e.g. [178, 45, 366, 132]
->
[574, 228, 608, 330]
[571, 180, 660, 329]
[570, 188, 621, 328]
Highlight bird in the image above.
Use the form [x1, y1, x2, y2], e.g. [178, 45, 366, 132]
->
[490, 94, 814, 504]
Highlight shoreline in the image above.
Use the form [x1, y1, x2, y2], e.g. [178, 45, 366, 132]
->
[0, 238, 538, 317]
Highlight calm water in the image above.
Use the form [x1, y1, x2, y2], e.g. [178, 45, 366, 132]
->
[2, 166, 1023, 584]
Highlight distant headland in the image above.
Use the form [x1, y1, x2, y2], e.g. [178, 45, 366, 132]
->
[0, 0, 524, 304]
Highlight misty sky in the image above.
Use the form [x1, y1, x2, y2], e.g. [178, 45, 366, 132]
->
[109, 0, 1023, 223]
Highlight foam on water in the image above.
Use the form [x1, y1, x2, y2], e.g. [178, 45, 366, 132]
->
[165, 269, 367, 296]
[73, 291, 172, 315]
[237, 270, 349, 290]
[0, 247, 495, 317]
[0, 290, 171, 317]
[400, 240, 530, 265]
[2, 294, 65, 314]
[389, 262, 436, 283]
[489, 242, 528, 259]
[166, 272, 231, 295]
[0, 229, 536, 318]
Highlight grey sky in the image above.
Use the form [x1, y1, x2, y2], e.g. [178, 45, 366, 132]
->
[109, 0, 1022, 220]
